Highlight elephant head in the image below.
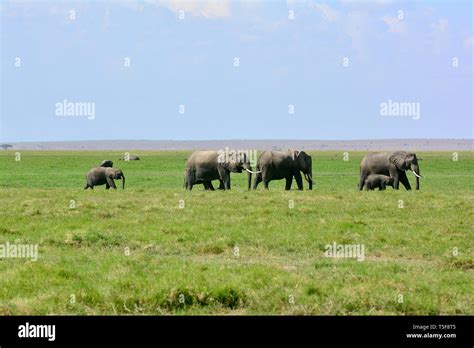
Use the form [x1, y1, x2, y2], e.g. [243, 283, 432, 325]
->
[220, 150, 261, 190]
[108, 168, 126, 189]
[294, 151, 313, 190]
[389, 151, 421, 190]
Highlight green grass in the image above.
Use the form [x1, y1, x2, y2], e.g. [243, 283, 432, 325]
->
[0, 150, 472, 315]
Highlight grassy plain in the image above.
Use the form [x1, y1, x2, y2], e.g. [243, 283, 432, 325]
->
[0, 151, 472, 314]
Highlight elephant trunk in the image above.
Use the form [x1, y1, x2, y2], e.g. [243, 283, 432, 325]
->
[121, 174, 125, 189]
[243, 163, 252, 190]
[411, 164, 420, 190]
[304, 168, 313, 190]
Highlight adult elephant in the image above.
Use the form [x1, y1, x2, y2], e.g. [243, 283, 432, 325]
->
[253, 150, 313, 190]
[84, 167, 125, 190]
[184, 150, 260, 190]
[359, 151, 422, 191]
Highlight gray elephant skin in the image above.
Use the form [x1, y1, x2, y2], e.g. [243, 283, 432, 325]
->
[359, 151, 422, 190]
[184, 150, 259, 190]
[253, 150, 313, 190]
[363, 174, 394, 191]
[99, 160, 114, 167]
[84, 167, 125, 190]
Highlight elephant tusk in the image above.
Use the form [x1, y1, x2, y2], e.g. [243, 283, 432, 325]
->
[412, 170, 423, 178]
[245, 168, 262, 174]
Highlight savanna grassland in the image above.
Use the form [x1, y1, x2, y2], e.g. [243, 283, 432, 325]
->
[0, 150, 472, 315]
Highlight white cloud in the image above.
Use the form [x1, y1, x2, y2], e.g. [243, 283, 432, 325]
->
[311, 3, 340, 22]
[147, 0, 231, 19]
[430, 18, 449, 54]
[382, 15, 405, 33]
[431, 18, 448, 32]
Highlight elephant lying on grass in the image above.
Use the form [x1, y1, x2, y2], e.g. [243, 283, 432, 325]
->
[363, 174, 394, 190]
[84, 167, 125, 190]
[120, 154, 140, 161]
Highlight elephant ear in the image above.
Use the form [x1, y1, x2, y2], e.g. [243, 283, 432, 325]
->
[220, 161, 239, 173]
[292, 150, 300, 161]
[389, 151, 408, 170]
[296, 151, 310, 170]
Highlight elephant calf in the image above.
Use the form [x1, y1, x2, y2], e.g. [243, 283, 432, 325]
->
[363, 174, 394, 191]
[84, 167, 125, 190]
[99, 160, 113, 167]
[120, 154, 140, 161]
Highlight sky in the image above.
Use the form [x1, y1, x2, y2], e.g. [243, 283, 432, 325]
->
[0, 0, 473, 142]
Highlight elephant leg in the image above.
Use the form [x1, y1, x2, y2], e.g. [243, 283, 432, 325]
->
[294, 172, 303, 190]
[263, 179, 270, 189]
[106, 183, 110, 190]
[218, 168, 231, 190]
[399, 171, 411, 190]
[285, 176, 293, 190]
[359, 172, 368, 191]
[185, 168, 195, 190]
[186, 177, 193, 190]
[218, 180, 225, 190]
[203, 181, 215, 191]
[106, 177, 117, 189]
[388, 166, 402, 190]
[253, 173, 262, 190]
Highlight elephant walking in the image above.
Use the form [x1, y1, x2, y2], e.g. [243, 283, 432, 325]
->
[184, 150, 260, 190]
[253, 150, 313, 190]
[363, 174, 394, 191]
[84, 167, 125, 190]
[359, 151, 422, 191]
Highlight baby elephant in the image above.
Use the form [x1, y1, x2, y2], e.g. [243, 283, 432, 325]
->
[363, 174, 394, 191]
[119, 154, 140, 161]
[84, 167, 125, 190]
[99, 160, 114, 167]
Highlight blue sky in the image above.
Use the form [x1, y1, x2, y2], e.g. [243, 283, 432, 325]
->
[1, 0, 472, 141]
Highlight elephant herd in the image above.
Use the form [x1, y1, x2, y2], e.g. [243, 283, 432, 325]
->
[83, 150, 422, 191]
